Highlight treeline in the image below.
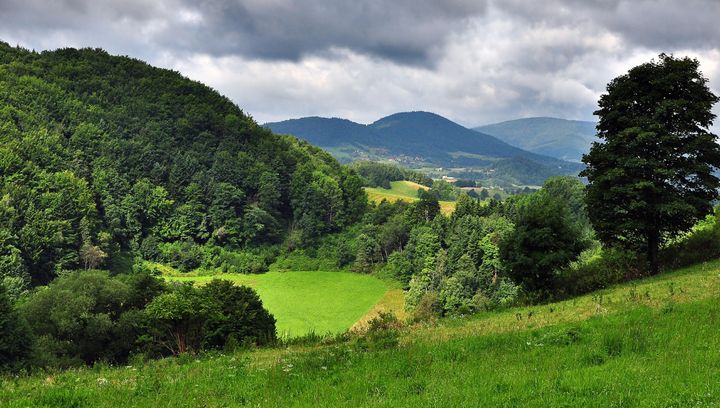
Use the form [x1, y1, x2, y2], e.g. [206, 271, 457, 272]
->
[0, 269, 276, 370]
[351, 161, 432, 188]
[0, 43, 366, 292]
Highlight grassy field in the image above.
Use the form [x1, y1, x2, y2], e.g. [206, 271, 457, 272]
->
[167, 271, 388, 338]
[364, 180, 456, 214]
[4, 260, 720, 407]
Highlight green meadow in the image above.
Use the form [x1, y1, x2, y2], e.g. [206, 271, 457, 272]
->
[4, 259, 719, 407]
[167, 271, 389, 338]
[365, 180, 456, 214]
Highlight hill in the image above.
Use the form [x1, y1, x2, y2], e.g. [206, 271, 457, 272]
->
[0, 42, 366, 287]
[4, 259, 719, 406]
[475, 117, 598, 162]
[265, 112, 584, 186]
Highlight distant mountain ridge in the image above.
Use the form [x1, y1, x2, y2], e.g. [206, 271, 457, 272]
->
[265, 111, 584, 186]
[474, 117, 598, 162]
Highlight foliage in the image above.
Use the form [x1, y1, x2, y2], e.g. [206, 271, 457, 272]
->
[0, 284, 31, 369]
[0, 42, 366, 287]
[501, 190, 589, 297]
[582, 54, 720, 273]
[18, 270, 163, 367]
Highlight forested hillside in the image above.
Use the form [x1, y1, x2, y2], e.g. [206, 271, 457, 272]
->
[265, 112, 584, 186]
[0, 42, 366, 289]
[475, 117, 598, 162]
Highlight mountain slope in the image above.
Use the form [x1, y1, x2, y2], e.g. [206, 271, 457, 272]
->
[0, 42, 365, 286]
[266, 112, 584, 185]
[475, 117, 598, 162]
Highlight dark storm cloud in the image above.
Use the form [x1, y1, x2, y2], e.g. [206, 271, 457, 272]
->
[0, 0, 718, 127]
[0, 0, 488, 64]
[496, 0, 720, 51]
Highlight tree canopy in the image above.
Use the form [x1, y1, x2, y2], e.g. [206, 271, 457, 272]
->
[581, 54, 720, 273]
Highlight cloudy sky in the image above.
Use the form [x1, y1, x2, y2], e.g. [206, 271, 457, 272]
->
[1, 0, 719, 127]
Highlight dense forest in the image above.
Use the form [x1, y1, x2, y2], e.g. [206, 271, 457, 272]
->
[0, 42, 367, 291]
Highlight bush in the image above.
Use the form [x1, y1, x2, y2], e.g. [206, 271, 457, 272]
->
[157, 241, 204, 272]
[557, 246, 640, 297]
[409, 292, 442, 324]
[0, 283, 32, 369]
[659, 210, 720, 270]
[354, 312, 402, 351]
[144, 280, 277, 354]
[18, 270, 164, 368]
[271, 249, 338, 271]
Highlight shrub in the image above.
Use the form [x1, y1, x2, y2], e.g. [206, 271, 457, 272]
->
[145, 280, 277, 355]
[18, 270, 164, 367]
[557, 246, 640, 297]
[659, 210, 720, 270]
[0, 283, 32, 369]
[354, 312, 402, 351]
[157, 241, 204, 272]
[409, 292, 442, 324]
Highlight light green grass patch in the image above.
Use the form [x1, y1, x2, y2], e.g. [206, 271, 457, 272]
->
[167, 271, 388, 338]
[365, 180, 456, 214]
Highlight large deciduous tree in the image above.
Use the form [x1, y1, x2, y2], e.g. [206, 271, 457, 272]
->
[582, 54, 720, 274]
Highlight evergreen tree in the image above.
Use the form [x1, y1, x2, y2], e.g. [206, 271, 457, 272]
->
[582, 54, 720, 273]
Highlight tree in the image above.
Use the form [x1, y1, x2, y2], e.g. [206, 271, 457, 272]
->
[200, 280, 276, 349]
[0, 283, 32, 368]
[501, 192, 587, 296]
[582, 54, 720, 274]
[144, 283, 213, 355]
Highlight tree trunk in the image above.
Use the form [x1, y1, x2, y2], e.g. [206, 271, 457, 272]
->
[647, 228, 660, 275]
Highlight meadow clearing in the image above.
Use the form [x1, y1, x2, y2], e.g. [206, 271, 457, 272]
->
[166, 271, 390, 338]
[364, 180, 457, 214]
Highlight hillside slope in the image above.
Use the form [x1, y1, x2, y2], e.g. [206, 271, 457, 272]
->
[475, 117, 598, 162]
[4, 259, 719, 406]
[0, 42, 365, 286]
[266, 112, 584, 186]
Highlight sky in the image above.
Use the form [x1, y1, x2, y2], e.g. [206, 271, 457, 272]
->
[1, 0, 719, 128]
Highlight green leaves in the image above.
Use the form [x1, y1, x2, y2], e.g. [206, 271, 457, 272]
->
[583, 54, 720, 273]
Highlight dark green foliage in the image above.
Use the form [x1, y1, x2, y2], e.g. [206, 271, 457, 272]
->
[0, 43, 365, 285]
[501, 191, 588, 296]
[407, 190, 440, 223]
[18, 270, 164, 367]
[145, 280, 276, 354]
[200, 280, 277, 349]
[582, 54, 720, 274]
[0, 284, 31, 368]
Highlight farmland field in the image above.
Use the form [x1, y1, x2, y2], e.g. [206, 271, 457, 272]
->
[364, 180, 456, 214]
[167, 271, 389, 338]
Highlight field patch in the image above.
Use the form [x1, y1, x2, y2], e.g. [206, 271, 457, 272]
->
[365, 180, 456, 214]
[167, 271, 388, 338]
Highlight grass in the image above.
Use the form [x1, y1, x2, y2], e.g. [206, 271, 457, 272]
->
[365, 180, 456, 214]
[166, 271, 388, 338]
[4, 259, 720, 407]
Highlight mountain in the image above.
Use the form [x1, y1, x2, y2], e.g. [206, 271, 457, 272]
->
[474, 117, 598, 162]
[266, 111, 584, 186]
